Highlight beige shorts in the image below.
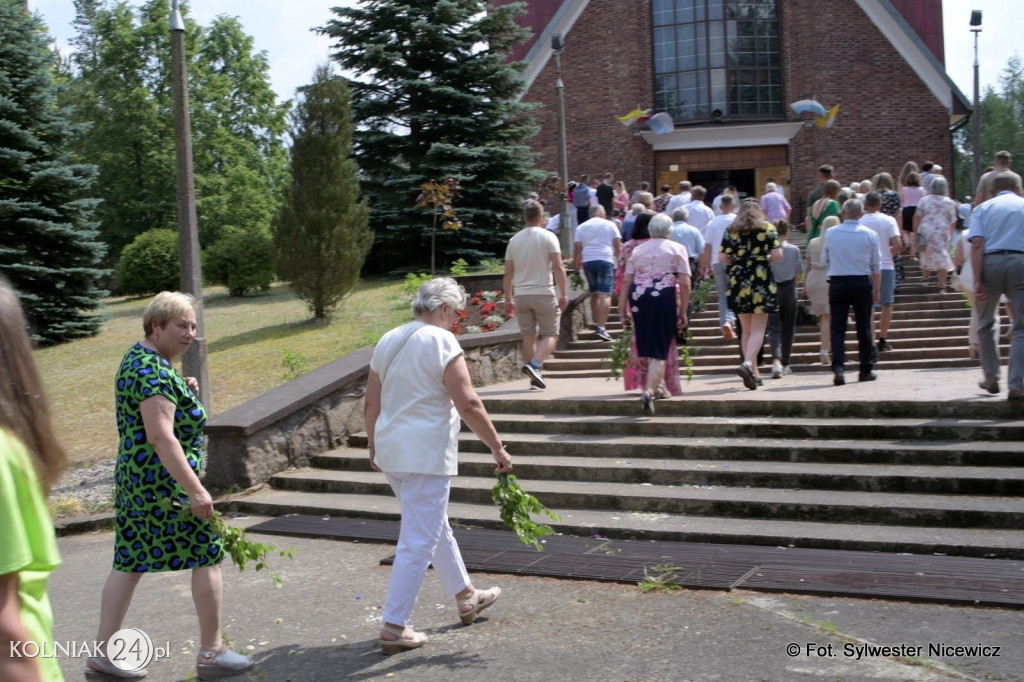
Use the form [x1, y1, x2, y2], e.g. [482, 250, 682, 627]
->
[515, 294, 561, 337]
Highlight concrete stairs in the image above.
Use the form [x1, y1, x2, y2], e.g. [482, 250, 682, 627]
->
[229, 396, 1024, 560]
[551, 261, 1005, 378]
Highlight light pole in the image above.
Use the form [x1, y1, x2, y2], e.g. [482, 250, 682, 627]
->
[170, 0, 210, 409]
[552, 34, 571, 258]
[971, 10, 982, 191]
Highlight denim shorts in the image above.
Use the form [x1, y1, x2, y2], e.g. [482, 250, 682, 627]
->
[875, 269, 895, 306]
[583, 260, 615, 295]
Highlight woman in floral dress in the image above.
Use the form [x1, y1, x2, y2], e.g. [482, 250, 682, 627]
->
[913, 175, 958, 292]
[619, 213, 691, 414]
[720, 200, 783, 390]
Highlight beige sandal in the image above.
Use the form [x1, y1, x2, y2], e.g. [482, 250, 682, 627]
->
[457, 586, 502, 625]
[379, 623, 428, 655]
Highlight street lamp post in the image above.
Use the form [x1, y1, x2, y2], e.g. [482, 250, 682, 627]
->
[552, 34, 571, 258]
[971, 10, 983, 191]
[170, 0, 210, 409]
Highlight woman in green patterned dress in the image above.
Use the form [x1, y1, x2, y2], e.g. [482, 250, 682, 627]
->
[88, 292, 252, 680]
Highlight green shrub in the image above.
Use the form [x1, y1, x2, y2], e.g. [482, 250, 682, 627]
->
[449, 258, 469, 276]
[116, 229, 180, 296]
[403, 272, 432, 296]
[205, 227, 275, 296]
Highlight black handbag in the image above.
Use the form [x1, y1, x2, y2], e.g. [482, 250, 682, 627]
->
[795, 303, 818, 327]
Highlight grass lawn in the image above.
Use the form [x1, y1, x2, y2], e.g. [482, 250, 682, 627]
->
[34, 279, 412, 469]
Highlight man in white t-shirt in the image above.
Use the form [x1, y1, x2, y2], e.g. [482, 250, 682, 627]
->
[573, 205, 621, 342]
[859, 191, 902, 355]
[685, 186, 716, 237]
[665, 180, 692, 216]
[702, 194, 738, 338]
[504, 201, 569, 389]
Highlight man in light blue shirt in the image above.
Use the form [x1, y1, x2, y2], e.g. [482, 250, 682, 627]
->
[822, 199, 881, 385]
[669, 207, 705, 275]
[968, 170, 1024, 401]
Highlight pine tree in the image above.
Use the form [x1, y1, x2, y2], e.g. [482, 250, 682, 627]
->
[321, 0, 542, 272]
[274, 65, 372, 319]
[0, 0, 108, 344]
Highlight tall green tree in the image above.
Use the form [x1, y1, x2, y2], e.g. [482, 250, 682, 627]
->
[321, 0, 541, 272]
[0, 0, 108, 344]
[62, 0, 289, 261]
[274, 65, 372, 319]
[954, 55, 1024, 199]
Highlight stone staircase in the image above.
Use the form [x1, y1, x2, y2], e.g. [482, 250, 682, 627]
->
[552, 258, 1005, 378]
[229, 394, 1024, 560]
[227, 245, 1024, 561]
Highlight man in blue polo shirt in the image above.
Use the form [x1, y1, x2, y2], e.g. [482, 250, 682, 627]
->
[969, 170, 1024, 401]
[822, 198, 881, 386]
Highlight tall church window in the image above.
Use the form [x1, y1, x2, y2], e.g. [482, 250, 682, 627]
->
[653, 0, 782, 121]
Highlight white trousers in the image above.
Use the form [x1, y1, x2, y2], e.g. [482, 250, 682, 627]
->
[381, 472, 470, 626]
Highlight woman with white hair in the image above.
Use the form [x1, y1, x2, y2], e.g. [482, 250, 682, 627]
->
[804, 216, 842, 365]
[913, 175, 958, 292]
[618, 213, 692, 414]
[365, 278, 513, 654]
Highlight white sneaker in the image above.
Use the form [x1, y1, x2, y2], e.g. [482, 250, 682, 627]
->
[771, 360, 782, 379]
[782, 365, 793, 376]
[819, 349, 830, 365]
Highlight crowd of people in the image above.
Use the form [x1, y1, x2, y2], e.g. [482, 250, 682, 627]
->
[508, 154, 1022, 404]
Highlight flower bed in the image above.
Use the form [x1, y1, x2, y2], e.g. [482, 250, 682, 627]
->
[454, 290, 510, 335]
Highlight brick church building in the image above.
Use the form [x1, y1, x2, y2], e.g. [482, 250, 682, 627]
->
[508, 0, 970, 217]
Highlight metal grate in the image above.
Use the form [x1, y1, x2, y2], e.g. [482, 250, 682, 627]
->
[245, 515, 1024, 608]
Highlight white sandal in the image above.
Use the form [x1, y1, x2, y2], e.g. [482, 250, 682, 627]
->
[196, 647, 254, 680]
[457, 586, 502, 625]
[379, 623, 428, 655]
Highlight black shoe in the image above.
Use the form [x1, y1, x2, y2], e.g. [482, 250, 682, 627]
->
[859, 371, 878, 382]
[877, 339, 893, 353]
[833, 371, 845, 386]
[522, 363, 546, 389]
[870, 346, 879, 364]
[737, 363, 757, 390]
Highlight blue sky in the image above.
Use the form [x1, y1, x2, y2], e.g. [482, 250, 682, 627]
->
[27, 0, 1022, 105]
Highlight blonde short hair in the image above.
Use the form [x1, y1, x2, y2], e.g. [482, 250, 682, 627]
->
[143, 291, 196, 336]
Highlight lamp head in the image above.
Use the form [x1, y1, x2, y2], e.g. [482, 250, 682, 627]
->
[551, 34, 563, 51]
[970, 10, 982, 27]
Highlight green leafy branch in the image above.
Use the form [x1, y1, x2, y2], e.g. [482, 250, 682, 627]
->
[160, 499, 295, 587]
[491, 473, 560, 551]
[606, 317, 632, 380]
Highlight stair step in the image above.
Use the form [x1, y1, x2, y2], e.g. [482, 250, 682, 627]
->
[474, 413, 1023, 441]
[266, 470, 1024, 529]
[313, 449, 1024, 495]
[229, 489, 1024, 559]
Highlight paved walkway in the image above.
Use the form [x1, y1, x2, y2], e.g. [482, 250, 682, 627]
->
[52, 518, 1021, 682]
[477, 365, 1011, 405]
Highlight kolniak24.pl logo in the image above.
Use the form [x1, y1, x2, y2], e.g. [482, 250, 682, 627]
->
[11, 628, 171, 672]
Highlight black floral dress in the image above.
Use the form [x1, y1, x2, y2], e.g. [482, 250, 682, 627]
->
[113, 344, 222, 572]
[721, 223, 781, 314]
[879, 189, 905, 285]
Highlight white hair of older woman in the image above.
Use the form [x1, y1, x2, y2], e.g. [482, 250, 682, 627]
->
[929, 175, 949, 197]
[648, 212, 673, 238]
[412, 277, 467, 315]
[765, 182, 777, 193]
[631, 203, 646, 216]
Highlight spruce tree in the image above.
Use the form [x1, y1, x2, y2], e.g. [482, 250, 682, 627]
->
[321, 0, 542, 272]
[0, 0, 108, 344]
[274, 65, 372, 319]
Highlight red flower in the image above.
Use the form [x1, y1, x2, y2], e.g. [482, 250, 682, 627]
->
[481, 302, 496, 314]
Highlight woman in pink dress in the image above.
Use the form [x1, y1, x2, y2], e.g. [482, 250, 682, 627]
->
[618, 213, 692, 414]
[613, 181, 630, 214]
[913, 175, 957, 292]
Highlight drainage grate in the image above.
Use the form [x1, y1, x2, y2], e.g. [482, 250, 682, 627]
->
[245, 515, 1024, 608]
